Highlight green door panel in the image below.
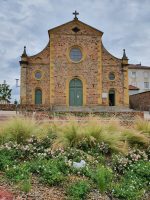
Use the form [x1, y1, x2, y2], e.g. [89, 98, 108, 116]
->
[69, 89, 75, 106]
[76, 88, 83, 106]
[69, 79, 83, 106]
[35, 89, 42, 104]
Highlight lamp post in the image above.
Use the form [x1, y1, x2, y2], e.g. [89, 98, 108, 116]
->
[15, 79, 20, 87]
[15, 79, 20, 114]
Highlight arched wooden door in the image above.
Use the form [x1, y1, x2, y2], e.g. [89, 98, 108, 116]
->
[35, 89, 42, 104]
[69, 79, 83, 106]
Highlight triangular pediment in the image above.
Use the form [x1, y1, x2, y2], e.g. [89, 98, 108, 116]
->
[48, 19, 103, 36]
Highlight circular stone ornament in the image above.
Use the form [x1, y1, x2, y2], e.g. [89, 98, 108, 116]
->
[69, 47, 82, 62]
[35, 71, 42, 79]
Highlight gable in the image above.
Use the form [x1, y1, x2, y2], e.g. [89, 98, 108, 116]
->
[48, 19, 103, 36]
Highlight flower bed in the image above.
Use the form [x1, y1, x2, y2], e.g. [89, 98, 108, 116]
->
[0, 117, 149, 199]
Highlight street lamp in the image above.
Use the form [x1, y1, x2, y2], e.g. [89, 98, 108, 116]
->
[15, 79, 20, 87]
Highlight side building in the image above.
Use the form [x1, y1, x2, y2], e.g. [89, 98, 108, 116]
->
[128, 64, 150, 95]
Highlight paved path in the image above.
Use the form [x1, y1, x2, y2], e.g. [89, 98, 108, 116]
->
[0, 111, 17, 122]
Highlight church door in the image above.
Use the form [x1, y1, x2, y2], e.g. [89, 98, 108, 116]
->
[35, 89, 42, 104]
[69, 79, 83, 106]
[109, 89, 115, 106]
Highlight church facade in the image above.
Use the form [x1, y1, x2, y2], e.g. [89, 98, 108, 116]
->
[20, 13, 129, 108]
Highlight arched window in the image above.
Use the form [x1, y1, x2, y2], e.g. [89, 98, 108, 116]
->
[109, 72, 115, 80]
[35, 89, 42, 104]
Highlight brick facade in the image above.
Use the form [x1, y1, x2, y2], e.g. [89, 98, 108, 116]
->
[130, 91, 150, 111]
[20, 18, 129, 107]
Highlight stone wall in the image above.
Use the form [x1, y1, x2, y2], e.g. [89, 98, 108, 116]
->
[102, 46, 124, 105]
[20, 43, 50, 105]
[20, 110, 144, 128]
[20, 19, 129, 107]
[50, 20, 103, 106]
[0, 104, 16, 111]
[129, 91, 150, 111]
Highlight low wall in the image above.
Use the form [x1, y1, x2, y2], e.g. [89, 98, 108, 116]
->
[0, 104, 144, 121]
[0, 104, 16, 111]
[23, 110, 144, 120]
[0, 104, 50, 111]
[130, 91, 150, 111]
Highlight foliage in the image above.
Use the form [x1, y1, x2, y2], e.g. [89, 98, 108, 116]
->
[0, 83, 12, 101]
[52, 120, 128, 154]
[0, 116, 150, 199]
[112, 149, 148, 174]
[135, 117, 150, 136]
[122, 128, 149, 147]
[67, 180, 90, 200]
[0, 148, 18, 171]
[30, 158, 68, 186]
[92, 165, 113, 193]
[113, 160, 150, 200]
[0, 118, 38, 144]
[5, 163, 30, 183]
[19, 179, 31, 193]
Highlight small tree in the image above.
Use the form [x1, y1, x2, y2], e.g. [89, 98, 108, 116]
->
[0, 83, 12, 101]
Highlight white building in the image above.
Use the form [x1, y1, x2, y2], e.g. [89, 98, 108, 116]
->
[128, 64, 150, 95]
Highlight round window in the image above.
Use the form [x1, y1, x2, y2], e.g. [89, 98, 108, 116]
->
[70, 47, 82, 62]
[35, 71, 42, 79]
[109, 72, 115, 80]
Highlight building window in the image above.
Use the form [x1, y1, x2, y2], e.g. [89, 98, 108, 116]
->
[144, 72, 149, 78]
[131, 71, 136, 78]
[70, 47, 82, 62]
[144, 82, 149, 89]
[109, 72, 115, 80]
[35, 71, 42, 80]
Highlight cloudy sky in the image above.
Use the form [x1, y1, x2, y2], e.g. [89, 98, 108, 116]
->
[0, 0, 150, 102]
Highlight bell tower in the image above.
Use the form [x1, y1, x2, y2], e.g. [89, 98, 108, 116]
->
[20, 46, 28, 104]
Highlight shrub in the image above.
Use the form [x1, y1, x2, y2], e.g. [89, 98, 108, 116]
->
[67, 180, 90, 200]
[113, 160, 150, 200]
[19, 179, 31, 193]
[113, 177, 145, 200]
[53, 119, 128, 154]
[5, 163, 30, 183]
[0, 148, 17, 171]
[122, 129, 149, 147]
[0, 117, 38, 143]
[135, 117, 150, 136]
[112, 149, 148, 174]
[93, 165, 113, 193]
[53, 121, 82, 149]
[30, 158, 68, 186]
[0, 138, 52, 161]
[127, 160, 150, 182]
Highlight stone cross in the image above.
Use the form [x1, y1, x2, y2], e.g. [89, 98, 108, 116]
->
[73, 10, 79, 19]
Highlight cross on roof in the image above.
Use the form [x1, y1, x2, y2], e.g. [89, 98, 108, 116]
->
[73, 10, 79, 19]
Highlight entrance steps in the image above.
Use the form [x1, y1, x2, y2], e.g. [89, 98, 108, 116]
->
[52, 106, 131, 113]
